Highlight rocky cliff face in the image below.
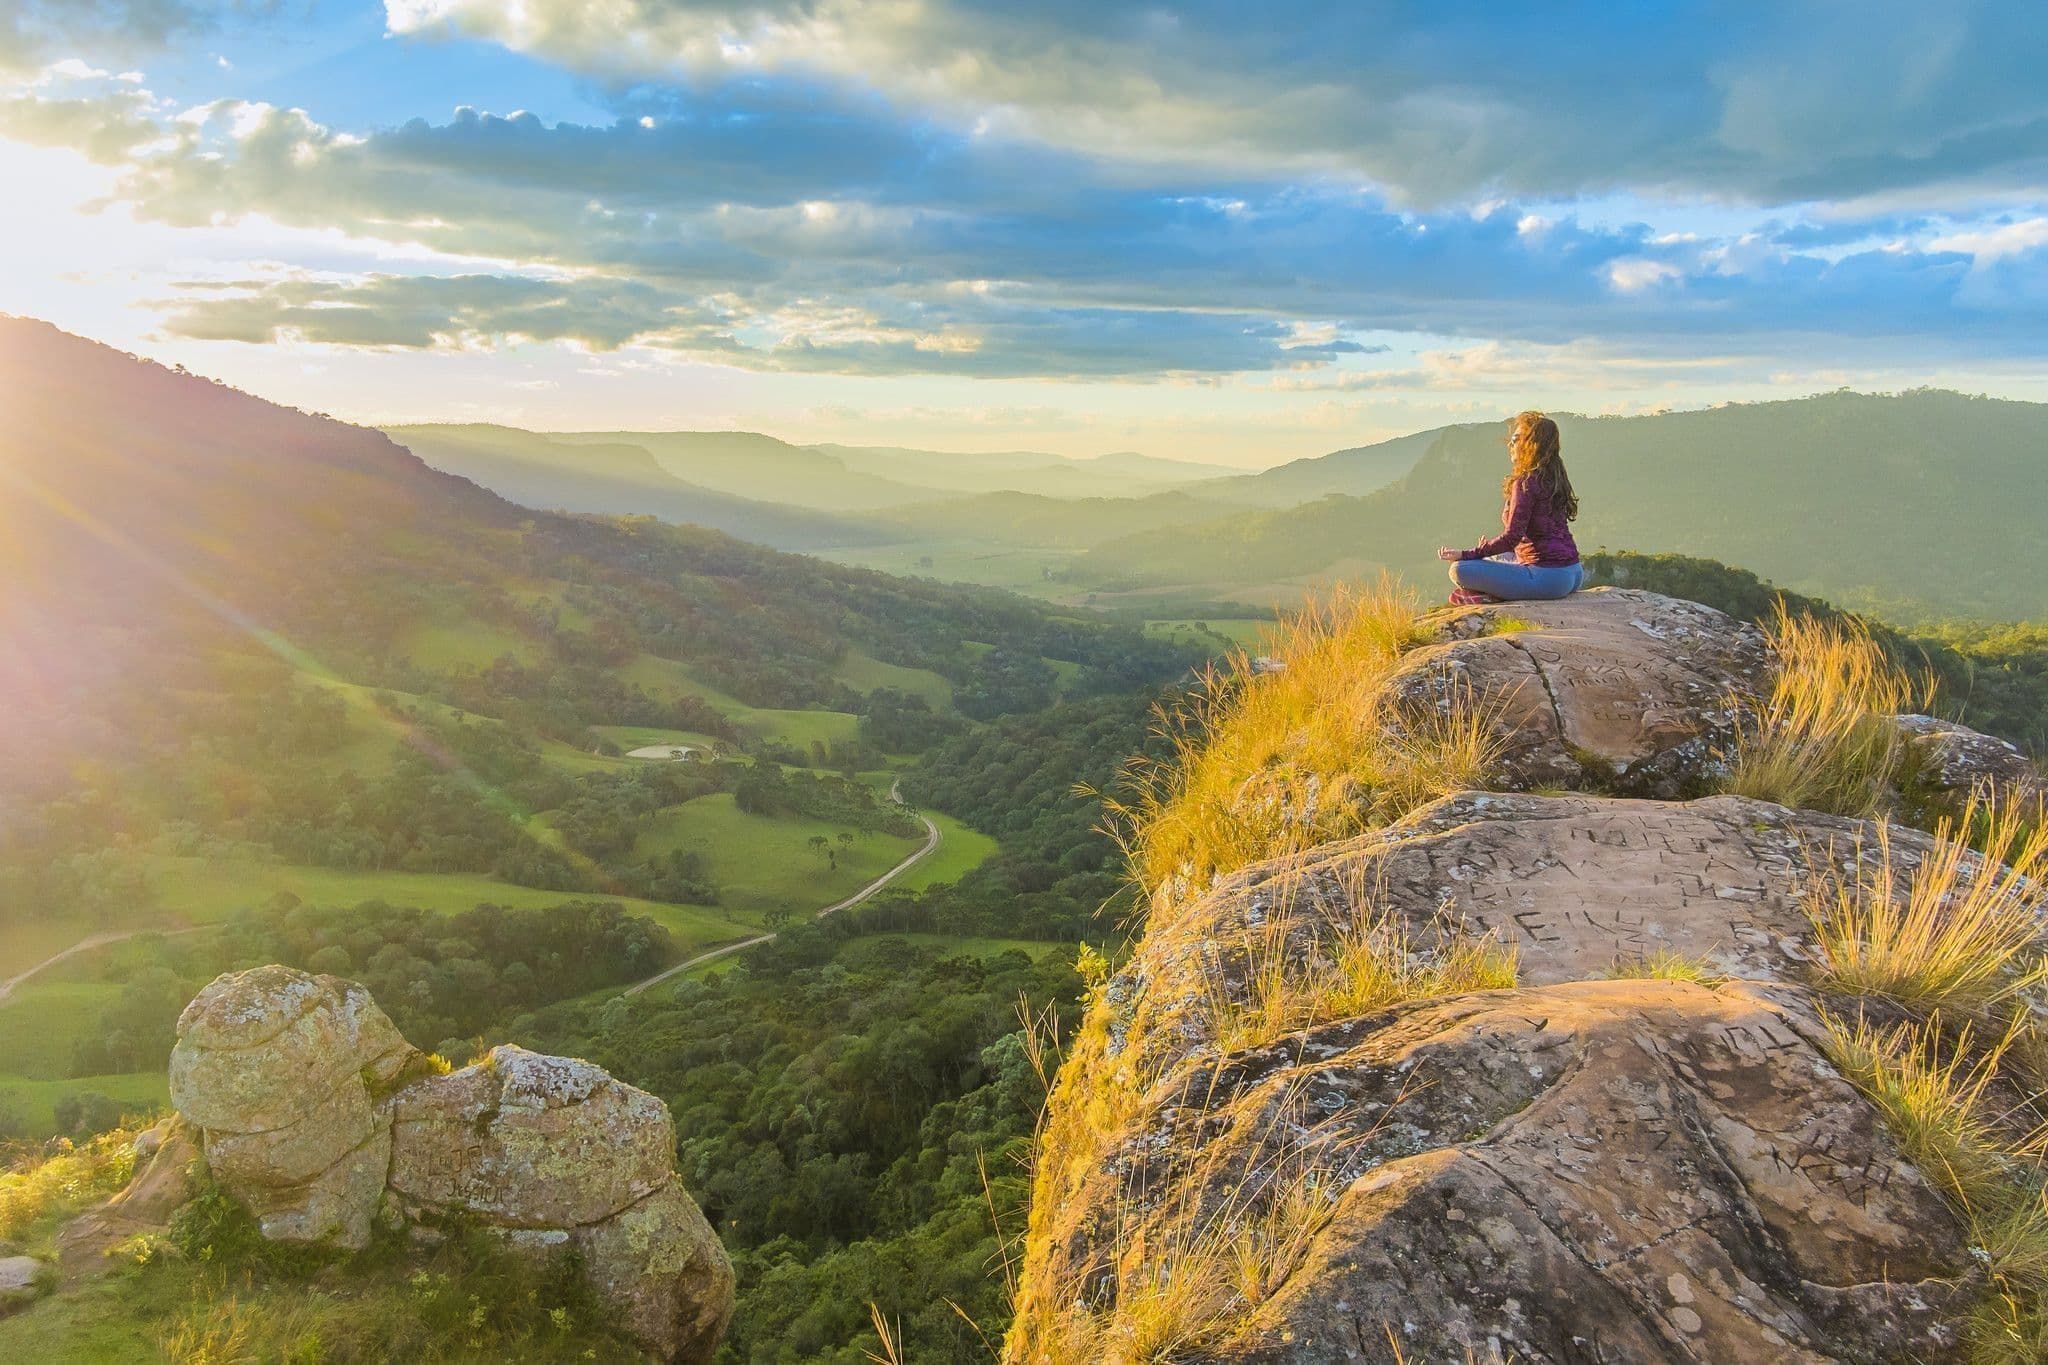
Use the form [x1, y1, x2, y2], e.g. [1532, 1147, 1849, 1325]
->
[1009, 588, 2043, 1363]
[168, 967, 733, 1363]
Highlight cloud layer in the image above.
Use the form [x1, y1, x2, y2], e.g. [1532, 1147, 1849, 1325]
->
[2, 1, 2045, 389]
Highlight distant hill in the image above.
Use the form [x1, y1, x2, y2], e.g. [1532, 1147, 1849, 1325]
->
[865, 487, 1255, 548]
[1076, 392, 2048, 620]
[1206, 426, 1461, 507]
[553, 430, 936, 510]
[814, 443, 1227, 498]
[0, 318, 1196, 791]
[386, 424, 886, 551]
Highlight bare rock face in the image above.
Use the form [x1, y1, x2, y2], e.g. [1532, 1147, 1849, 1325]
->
[1894, 712, 2046, 811]
[169, 966, 415, 1250]
[1390, 589, 1771, 797]
[168, 971, 733, 1361]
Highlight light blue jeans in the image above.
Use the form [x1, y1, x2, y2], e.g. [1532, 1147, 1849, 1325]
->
[1450, 555, 1584, 601]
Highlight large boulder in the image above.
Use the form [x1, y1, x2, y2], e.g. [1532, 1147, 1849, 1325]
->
[169, 966, 417, 1249]
[387, 1046, 675, 1228]
[167, 972, 733, 1361]
[1390, 589, 1771, 797]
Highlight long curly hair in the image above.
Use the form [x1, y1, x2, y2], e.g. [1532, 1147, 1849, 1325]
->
[1505, 411, 1577, 521]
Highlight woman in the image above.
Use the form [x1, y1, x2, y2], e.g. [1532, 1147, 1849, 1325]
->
[1437, 411, 1583, 604]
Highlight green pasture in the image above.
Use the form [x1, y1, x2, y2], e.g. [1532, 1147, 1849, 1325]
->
[633, 793, 924, 914]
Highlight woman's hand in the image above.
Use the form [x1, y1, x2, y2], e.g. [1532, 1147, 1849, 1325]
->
[1436, 546, 1463, 561]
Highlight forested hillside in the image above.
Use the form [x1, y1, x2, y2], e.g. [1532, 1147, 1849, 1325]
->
[1077, 391, 2048, 620]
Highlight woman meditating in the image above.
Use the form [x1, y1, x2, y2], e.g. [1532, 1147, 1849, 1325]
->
[1437, 410, 1583, 604]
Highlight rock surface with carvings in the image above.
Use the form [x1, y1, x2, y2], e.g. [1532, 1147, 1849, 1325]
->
[167, 967, 733, 1362]
[1389, 588, 1772, 797]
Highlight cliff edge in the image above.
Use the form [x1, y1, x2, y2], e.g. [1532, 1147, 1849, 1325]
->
[1008, 587, 2046, 1363]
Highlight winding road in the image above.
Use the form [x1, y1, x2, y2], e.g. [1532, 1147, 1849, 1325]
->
[0, 789, 941, 1009]
[620, 791, 941, 998]
[0, 925, 205, 1007]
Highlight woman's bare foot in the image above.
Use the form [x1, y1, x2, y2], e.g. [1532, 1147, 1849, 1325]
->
[1448, 588, 1500, 606]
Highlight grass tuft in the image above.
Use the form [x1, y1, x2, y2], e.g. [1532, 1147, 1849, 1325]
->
[1723, 605, 1929, 817]
[1105, 576, 1498, 901]
[1804, 794, 2048, 1015]
[1205, 864, 1516, 1054]
[1607, 949, 1723, 986]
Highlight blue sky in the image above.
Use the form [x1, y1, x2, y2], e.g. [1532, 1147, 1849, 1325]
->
[2, 0, 2044, 463]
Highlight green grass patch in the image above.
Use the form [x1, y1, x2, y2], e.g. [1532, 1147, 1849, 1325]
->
[1143, 618, 1273, 652]
[833, 648, 953, 709]
[0, 981, 128, 1081]
[889, 812, 996, 891]
[634, 793, 921, 914]
[394, 619, 540, 671]
[618, 655, 861, 749]
[138, 857, 753, 962]
[0, 1072, 166, 1135]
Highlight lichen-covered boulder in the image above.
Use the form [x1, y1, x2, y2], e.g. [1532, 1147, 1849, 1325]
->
[164, 972, 734, 1361]
[169, 966, 417, 1249]
[1390, 588, 1771, 797]
[1894, 712, 2046, 811]
[578, 1183, 736, 1363]
[387, 1046, 675, 1228]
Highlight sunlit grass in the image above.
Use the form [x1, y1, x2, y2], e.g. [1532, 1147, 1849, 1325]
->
[0, 1122, 143, 1245]
[1606, 948, 1723, 986]
[1723, 605, 1929, 817]
[1804, 795, 2048, 1015]
[1820, 1010, 2048, 1363]
[1105, 576, 1498, 902]
[1204, 863, 1516, 1054]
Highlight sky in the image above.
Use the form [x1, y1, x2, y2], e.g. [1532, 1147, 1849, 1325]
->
[2, 1, 2045, 467]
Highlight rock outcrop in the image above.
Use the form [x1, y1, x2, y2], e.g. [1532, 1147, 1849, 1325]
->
[169, 968, 733, 1362]
[168, 965, 411, 1250]
[1389, 588, 1772, 798]
[1894, 711, 2047, 811]
[1011, 589, 2042, 1364]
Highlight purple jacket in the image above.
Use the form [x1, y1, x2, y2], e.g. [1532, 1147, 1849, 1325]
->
[1460, 474, 1579, 567]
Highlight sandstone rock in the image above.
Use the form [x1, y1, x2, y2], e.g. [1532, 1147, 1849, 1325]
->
[1895, 712, 2046, 810]
[56, 1117, 202, 1277]
[1014, 789, 1992, 1362]
[170, 965, 414, 1134]
[167, 967, 733, 1361]
[1391, 589, 1770, 797]
[1123, 790, 1939, 1084]
[387, 1046, 674, 1228]
[578, 1183, 736, 1364]
[169, 966, 417, 1251]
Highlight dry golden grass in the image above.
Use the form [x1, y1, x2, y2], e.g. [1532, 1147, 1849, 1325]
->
[1607, 949, 1723, 985]
[1805, 795, 2048, 1015]
[1820, 1009, 2048, 1363]
[1105, 576, 1498, 902]
[1204, 864, 1516, 1054]
[1016, 1116, 1350, 1364]
[1723, 605, 1929, 817]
